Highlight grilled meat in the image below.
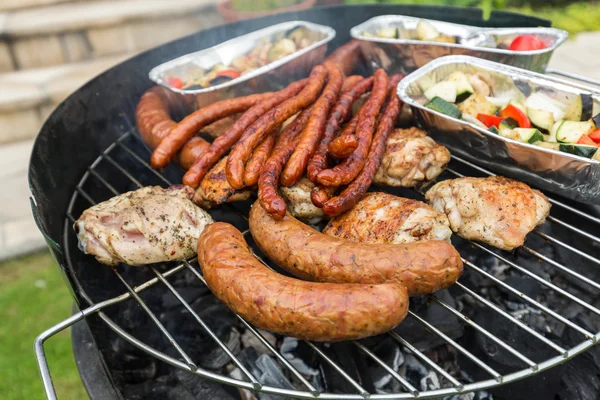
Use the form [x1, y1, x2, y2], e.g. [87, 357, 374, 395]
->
[194, 156, 252, 208]
[425, 176, 551, 251]
[374, 127, 450, 187]
[323, 192, 451, 244]
[280, 177, 326, 224]
[75, 185, 213, 266]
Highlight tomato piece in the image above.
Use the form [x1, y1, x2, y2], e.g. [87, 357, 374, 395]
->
[500, 104, 531, 128]
[166, 77, 183, 89]
[509, 35, 547, 51]
[588, 129, 600, 143]
[215, 69, 241, 79]
[578, 134, 600, 147]
[476, 113, 504, 128]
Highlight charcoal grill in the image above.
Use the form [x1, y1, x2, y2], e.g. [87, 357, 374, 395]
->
[29, 5, 600, 400]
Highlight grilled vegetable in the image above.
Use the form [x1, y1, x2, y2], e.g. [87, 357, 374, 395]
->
[448, 71, 474, 102]
[556, 120, 595, 143]
[509, 35, 547, 51]
[458, 93, 496, 118]
[500, 104, 531, 128]
[488, 126, 499, 134]
[588, 128, 600, 143]
[559, 144, 599, 158]
[535, 141, 560, 150]
[425, 81, 457, 103]
[477, 113, 504, 129]
[514, 128, 544, 144]
[526, 107, 554, 131]
[267, 38, 297, 62]
[416, 20, 440, 41]
[525, 93, 565, 121]
[426, 96, 461, 118]
[377, 27, 399, 38]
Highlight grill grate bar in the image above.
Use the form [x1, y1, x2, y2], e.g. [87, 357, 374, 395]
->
[534, 230, 600, 266]
[464, 259, 594, 340]
[104, 154, 145, 189]
[148, 265, 262, 389]
[429, 295, 537, 368]
[471, 243, 600, 318]
[449, 155, 600, 226]
[521, 246, 600, 292]
[454, 282, 566, 355]
[387, 331, 463, 389]
[408, 311, 502, 381]
[183, 260, 320, 394]
[111, 268, 198, 369]
[121, 134, 173, 185]
[353, 341, 419, 396]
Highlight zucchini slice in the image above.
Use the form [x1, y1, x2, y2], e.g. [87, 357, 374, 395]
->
[564, 95, 583, 121]
[535, 141, 560, 151]
[416, 19, 440, 41]
[526, 107, 554, 131]
[425, 96, 461, 119]
[447, 71, 474, 102]
[486, 96, 511, 109]
[376, 27, 399, 39]
[488, 126, 499, 134]
[559, 144, 600, 158]
[524, 93, 566, 121]
[592, 112, 600, 128]
[514, 128, 544, 144]
[556, 120, 595, 143]
[425, 81, 457, 103]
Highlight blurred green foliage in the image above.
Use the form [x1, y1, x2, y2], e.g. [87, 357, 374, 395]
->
[231, 0, 301, 11]
[343, 0, 600, 35]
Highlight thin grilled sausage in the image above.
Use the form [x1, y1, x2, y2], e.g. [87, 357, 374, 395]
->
[281, 62, 343, 187]
[306, 77, 373, 182]
[181, 79, 307, 188]
[226, 65, 328, 190]
[316, 69, 389, 187]
[258, 108, 312, 219]
[243, 128, 278, 187]
[327, 120, 359, 159]
[310, 185, 335, 208]
[323, 75, 403, 216]
[151, 92, 271, 169]
[341, 75, 364, 92]
[249, 202, 463, 296]
[324, 40, 362, 76]
[198, 222, 409, 342]
[177, 137, 211, 170]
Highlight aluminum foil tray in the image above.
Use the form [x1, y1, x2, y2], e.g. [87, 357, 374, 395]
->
[397, 55, 600, 204]
[149, 21, 335, 108]
[351, 15, 567, 74]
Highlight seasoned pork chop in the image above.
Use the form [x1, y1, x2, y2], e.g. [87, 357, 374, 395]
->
[374, 127, 450, 187]
[323, 192, 451, 244]
[75, 185, 213, 266]
[425, 176, 551, 251]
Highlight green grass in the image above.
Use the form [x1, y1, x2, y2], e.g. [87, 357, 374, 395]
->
[0, 251, 88, 400]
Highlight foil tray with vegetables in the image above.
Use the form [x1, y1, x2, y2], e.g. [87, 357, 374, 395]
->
[149, 21, 335, 106]
[398, 55, 600, 204]
[351, 15, 567, 74]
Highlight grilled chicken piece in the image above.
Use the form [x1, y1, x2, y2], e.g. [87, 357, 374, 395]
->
[323, 192, 451, 244]
[425, 176, 551, 251]
[374, 127, 451, 187]
[75, 185, 213, 266]
[194, 156, 252, 208]
[280, 177, 326, 224]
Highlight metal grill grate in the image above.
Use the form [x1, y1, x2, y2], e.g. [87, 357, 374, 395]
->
[35, 128, 600, 400]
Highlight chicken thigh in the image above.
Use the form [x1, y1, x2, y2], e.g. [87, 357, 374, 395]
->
[374, 127, 451, 187]
[323, 192, 452, 244]
[194, 156, 252, 209]
[425, 176, 551, 251]
[75, 185, 213, 266]
[280, 177, 326, 224]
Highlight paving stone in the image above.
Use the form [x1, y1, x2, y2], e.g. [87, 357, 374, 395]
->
[0, 80, 47, 112]
[88, 24, 133, 57]
[12, 34, 65, 69]
[60, 31, 92, 63]
[1, 217, 46, 261]
[0, 0, 71, 13]
[0, 108, 42, 144]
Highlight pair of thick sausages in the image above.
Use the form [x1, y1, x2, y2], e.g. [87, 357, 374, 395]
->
[249, 202, 464, 296]
[198, 222, 409, 342]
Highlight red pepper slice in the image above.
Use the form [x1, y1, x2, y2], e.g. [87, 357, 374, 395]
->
[577, 134, 600, 147]
[509, 35, 547, 52]
[166, 77, 183, 89]
[215, 69, 241, 79]
[476, 113, 504, 128]
[588, 129, 600, 143]
[500, 104, 531, 128]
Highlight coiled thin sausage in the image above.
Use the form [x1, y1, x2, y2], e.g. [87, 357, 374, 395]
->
[323, 75, 403, 216]
[227, 65, 328, 190]
[341, 75, 364, 92]
[243, 128, 277, 187]
[258, 108, 312, 219]
[281, 62, 343, 187]
[316, 69, 389, 187]
[198, 223, 409, 342]
[327, 119, 359, 159]
[306, 77, 373, 182]
[151, 92, 271, 169]
[181, 79, 307, 188]
[249, 202, 463, 296]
